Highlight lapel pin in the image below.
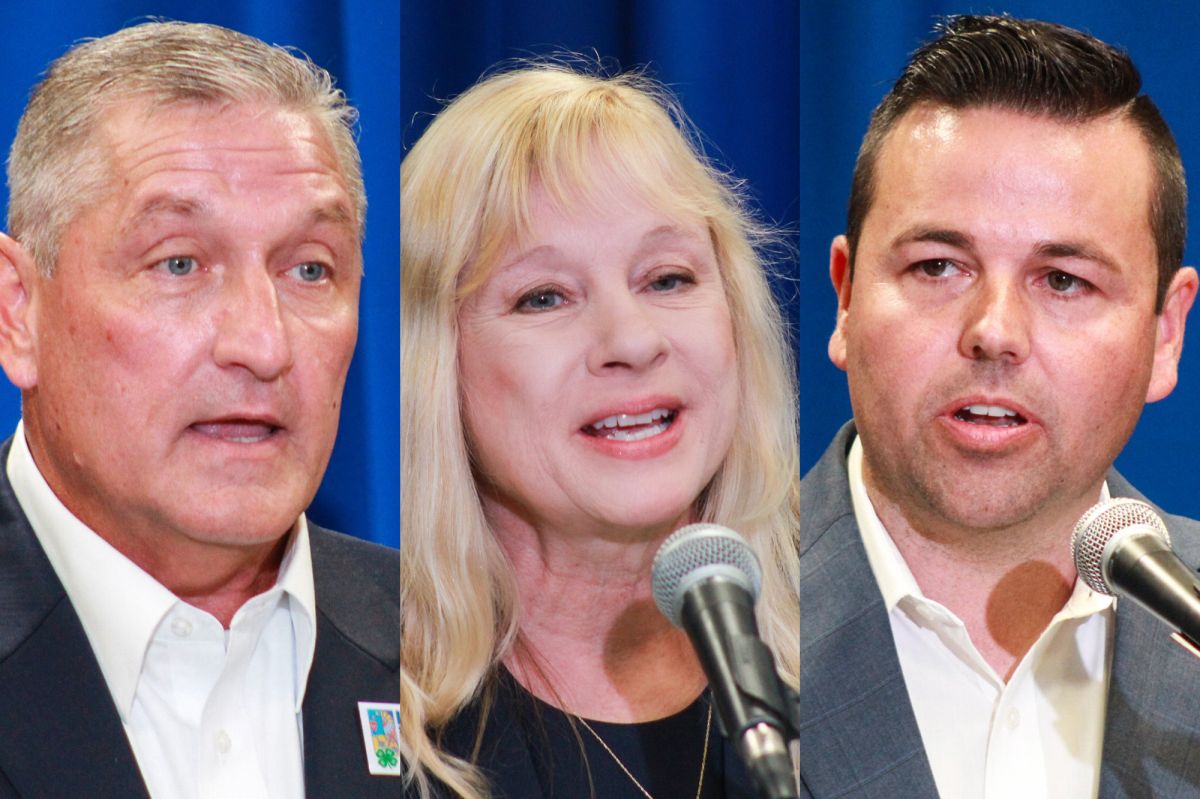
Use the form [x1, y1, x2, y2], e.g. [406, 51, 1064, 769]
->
[358, 701, 402, 776]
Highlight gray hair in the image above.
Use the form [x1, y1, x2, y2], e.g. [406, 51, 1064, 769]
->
[7, 20, 365, 276]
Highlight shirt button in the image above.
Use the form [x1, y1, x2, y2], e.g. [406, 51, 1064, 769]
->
[216, 730, 232, 753]
[170, 618, 193, 638]
[1005, 708, 1021, 730]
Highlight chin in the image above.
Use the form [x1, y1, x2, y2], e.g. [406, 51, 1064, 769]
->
[595, 498, 696, 539]
[169, 498, 304, 548]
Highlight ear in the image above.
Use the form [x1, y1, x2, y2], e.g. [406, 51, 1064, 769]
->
[0, 233, 39, 390]
[827, 235, 854, 371]
[1146, 266, 1198, 403]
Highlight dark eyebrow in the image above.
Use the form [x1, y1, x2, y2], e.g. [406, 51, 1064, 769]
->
[889, 227, 1121, 273]
[889, 226, 973, 251]
[1034, 241, 1120, 273]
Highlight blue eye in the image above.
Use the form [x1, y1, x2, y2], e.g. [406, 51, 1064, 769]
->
[516, 288, 565, 312]
[291, 262, 327, 282]
[156, 256, 197, 276]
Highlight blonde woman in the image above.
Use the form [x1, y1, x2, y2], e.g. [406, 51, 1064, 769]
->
[401, 63, 799, 799]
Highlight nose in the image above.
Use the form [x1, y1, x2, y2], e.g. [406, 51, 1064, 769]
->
[584, 291, 669, 374]
[958, 276, 1031, 363]
[212, 267, 293, 380]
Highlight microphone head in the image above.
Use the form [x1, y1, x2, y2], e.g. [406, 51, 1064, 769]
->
[651, 523, 762, 627]
[1072, 497, 1171, 595]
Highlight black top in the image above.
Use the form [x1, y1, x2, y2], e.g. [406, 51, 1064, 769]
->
[434, 669, 755, 798]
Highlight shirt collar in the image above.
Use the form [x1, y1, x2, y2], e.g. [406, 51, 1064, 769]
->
[7, 420, 318, 718]
[847, 433, 1113, 617]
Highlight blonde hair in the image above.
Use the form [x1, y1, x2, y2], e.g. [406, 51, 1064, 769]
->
[8, 20, 365, 277]
[400, 63, 799, 798]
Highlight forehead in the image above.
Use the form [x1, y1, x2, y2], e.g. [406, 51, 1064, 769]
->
[861, 104, 1156, 257]
[92, 99, 356, 232]
[463, 158, 713, 294]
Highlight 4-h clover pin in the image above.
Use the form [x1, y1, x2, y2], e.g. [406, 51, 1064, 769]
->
[376, 748, 398, 769]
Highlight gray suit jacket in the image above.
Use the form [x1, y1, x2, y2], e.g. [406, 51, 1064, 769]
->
[800, 424, 1200, 798]
[0, 439, 400, 798]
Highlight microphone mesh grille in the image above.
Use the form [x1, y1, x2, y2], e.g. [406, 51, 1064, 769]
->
[1071, 498, 1170, 595]
[651, 523, 762, 625]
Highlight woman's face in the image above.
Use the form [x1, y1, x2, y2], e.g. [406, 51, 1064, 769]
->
[457, 176, 739, 541]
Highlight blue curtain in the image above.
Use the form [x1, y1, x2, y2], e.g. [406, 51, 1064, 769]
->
[0, 1, 399, 547]
[800, 2, 1200, 520]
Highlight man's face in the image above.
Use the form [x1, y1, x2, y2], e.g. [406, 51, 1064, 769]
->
[14, 100, 360, 555]
[829, 105, 1195, 535]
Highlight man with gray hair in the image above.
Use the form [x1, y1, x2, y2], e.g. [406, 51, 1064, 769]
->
[0, 22, 398, 798]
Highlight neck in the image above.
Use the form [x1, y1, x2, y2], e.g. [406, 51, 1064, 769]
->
[867, 482, 1084, 681]
[489, 501, 706, 722]
[151, 537, 288, 627]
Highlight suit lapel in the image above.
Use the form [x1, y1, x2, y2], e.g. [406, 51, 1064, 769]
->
[302, 526, 400, 796]
[0, 451, 150, 799]
[1098, 475, 1200, 799]
[799, 425, 938, 798]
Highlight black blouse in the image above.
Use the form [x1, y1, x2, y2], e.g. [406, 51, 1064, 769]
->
[432, 670, 756, 798]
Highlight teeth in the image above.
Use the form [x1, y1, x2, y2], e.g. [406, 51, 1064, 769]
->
[964, 404, 1017, 418]
[606, 422, 670, 442]
[590, 408, 672, 431]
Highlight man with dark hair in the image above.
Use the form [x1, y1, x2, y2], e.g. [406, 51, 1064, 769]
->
[802, 15, 1200, 798]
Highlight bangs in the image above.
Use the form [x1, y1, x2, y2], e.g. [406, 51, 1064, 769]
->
[455, 71, 727, 300]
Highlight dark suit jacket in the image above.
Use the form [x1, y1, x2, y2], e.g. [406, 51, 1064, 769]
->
[800, 424, 1200, 799]
[0, 443, 400, 798]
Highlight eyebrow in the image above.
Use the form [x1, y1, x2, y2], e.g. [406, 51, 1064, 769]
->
[121, 194, 356, 235]
[888, 226, 973, 251]
[307, 202, 356, 231]
[121, 195, 210, 236]
[1033, 240, 1120, 273]
[890, 226, 1120, 272]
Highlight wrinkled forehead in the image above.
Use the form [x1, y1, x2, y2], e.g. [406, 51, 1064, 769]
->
[90, 96, 360, 230]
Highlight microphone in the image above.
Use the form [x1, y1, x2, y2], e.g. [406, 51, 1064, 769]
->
[652, 523, 799, 799]
[1072, 498, 1200, 655]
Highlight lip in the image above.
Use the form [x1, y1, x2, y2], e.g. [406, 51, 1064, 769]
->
[935, 395, 1041, 453]
[579, 396, 684, 460]
[188, 414, 285, 445]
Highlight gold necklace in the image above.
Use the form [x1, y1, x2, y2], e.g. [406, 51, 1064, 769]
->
[574, 697, 713, 799]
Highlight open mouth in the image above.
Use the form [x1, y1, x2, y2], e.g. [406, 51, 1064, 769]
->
[190, 420, 282, 444]
[953, 403, 1027, 428]
[584, 408, 676, 442]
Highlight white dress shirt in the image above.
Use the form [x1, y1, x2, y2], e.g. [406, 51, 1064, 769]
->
[848, 437, 1113, 799]
[8, 421, 317, 799]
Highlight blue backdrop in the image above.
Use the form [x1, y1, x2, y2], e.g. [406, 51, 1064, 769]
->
[0, 2, 399, 547]
[800, 3, 1200, 520]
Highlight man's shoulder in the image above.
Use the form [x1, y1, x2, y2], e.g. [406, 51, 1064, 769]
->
[309, 523, 399, 578]
[307, 523, 398, 669]
[1107, 470, 1200, 566]
[800, 422, 857, 554]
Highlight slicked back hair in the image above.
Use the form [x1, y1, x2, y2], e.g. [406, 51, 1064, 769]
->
[846, 14, 1184, 311]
